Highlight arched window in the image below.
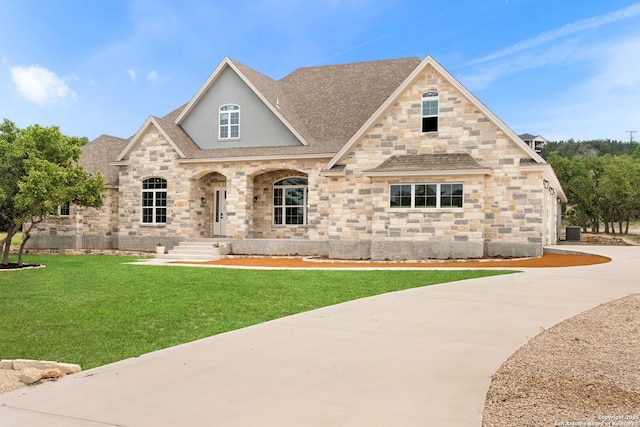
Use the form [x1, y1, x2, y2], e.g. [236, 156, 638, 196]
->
[421, 92, 438, 132]
[273, 177, 307, 225]
[219, 104, 240, 139]
[142, 178, 167, 224]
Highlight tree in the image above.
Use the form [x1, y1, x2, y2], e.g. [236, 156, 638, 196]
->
[0, 119, 104, 266]
[548, 152, 640, 234]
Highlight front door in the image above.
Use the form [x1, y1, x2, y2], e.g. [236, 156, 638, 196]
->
[213, 187, 227, 236]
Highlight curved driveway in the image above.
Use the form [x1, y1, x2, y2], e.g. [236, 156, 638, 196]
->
[0, 245, 638, 426]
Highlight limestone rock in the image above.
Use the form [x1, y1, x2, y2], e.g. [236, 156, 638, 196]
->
[41, 368, 64, 380]
[12, 359, 56, 370]
[19, 367, 43, 385]
[57, 363, 81, 374]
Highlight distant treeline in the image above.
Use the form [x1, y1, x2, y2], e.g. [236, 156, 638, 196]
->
[541, 139, 639, 159]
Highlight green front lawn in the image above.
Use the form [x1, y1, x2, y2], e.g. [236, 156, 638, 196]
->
[0, 255, 512, 369]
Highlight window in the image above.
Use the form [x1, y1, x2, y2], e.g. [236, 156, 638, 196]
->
[273, 177, 307, 225]
[421, 92, 438, 132]
[219, 104, 240, 139]
[142, 178, 167, 224]
[51, 202, 70, 217]
[534, 140, 544, 153]
[390, 183, 462, 209]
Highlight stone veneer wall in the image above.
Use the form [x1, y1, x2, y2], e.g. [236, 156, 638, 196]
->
[26, 188, 119, 250]
[227, 159, 329, 240]
[322, 63, 548, 259]
[117, 127, 196, 251]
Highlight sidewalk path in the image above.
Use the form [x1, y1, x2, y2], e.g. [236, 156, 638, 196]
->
[0, 245, 638, 426]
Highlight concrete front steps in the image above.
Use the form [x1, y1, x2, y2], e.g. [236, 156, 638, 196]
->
[157, 238, 231, 261]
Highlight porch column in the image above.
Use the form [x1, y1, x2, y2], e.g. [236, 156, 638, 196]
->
[226, 171, 253, 239]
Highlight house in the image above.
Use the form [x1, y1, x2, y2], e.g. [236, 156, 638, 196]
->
[519, 133, 548, 153]
[29, 55, 566, 260]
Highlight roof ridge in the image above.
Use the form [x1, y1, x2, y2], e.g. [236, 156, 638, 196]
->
[281, 56, 421, 77]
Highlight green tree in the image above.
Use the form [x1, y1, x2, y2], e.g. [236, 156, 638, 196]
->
[0, 119, 104, 266]
[548, 153, 603, 232]
[548, 152, 640, 234]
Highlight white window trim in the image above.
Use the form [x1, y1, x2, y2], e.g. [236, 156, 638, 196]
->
[52, 203, 70, 217]
[389, 183, 463, 210]
[142, 178, 168, 224]
[219, 104, 240, 140]
[273, 177, 308, 226]
[421, 91, 438, 133]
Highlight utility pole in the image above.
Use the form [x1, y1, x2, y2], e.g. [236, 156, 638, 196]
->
[626, 130, 637, 143]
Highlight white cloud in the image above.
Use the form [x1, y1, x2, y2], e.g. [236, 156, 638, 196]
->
[547, 35, 640, 140]
[146, 70, 159, 84]
[126, 69, 137, 82]
[590, 36, 640, 90]
[468, 2, 640, 65]
[10, 65, 77, 106]
[459, 3, 640, 91]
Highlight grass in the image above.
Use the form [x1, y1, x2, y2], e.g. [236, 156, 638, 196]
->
[0, 254, 513, 369]
[0, 232, 22, 246]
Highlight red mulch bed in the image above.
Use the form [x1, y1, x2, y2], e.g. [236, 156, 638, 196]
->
[176, 253, 611, 269]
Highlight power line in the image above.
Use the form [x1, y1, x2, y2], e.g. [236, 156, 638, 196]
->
[626, 130, 637, 143]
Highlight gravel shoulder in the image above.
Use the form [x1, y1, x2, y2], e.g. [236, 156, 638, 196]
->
[0, 370, 27, 394]
[482, 294, 640, 426]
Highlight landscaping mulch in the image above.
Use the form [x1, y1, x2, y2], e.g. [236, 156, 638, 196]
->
[180, 253, 611, 269]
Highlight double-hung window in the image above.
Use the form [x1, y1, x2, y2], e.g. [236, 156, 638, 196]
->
[219, 104, 240, 139]
[51, 202, 70, 217]
[142, 178, 167, 224]
[273, 178, 307, 225]
[390, 183, 462, 209]
[421, 92, 438, 132]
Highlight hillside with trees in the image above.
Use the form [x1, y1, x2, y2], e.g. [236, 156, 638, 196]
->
[543, 139, 640, 234]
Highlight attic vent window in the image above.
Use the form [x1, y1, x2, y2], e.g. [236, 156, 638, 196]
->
[421, 92, 438, 133]
[219, 104, 240, 139]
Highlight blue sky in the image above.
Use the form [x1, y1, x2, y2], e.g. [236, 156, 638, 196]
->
[1, 0, 639, 142]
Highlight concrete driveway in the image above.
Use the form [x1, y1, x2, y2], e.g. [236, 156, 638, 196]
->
[0, 245, 638, 426]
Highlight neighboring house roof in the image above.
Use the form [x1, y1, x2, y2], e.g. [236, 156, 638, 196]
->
[519, 133, 537, 141]
[364, 153, 493, 177]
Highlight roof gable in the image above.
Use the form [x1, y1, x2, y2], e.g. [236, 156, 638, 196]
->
[175, 57, 309, 146]
[325, 55, 545, 170]
[114, 116, 190, 162]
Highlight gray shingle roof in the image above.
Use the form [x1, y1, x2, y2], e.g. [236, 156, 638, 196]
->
[364, 153, 488, 174]
[519, 133, 536, 141]
[89, 57, 424, 169]
[79, 134, 129, 186]
[278, 57, 421, 149]
[122, 57, 423, 161]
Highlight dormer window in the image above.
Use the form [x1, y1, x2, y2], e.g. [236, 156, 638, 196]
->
[219, 104, 240, 139]
[421, 92, 438, 132]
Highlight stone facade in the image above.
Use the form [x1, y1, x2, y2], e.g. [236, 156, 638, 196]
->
[27, 56, 564, 260]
